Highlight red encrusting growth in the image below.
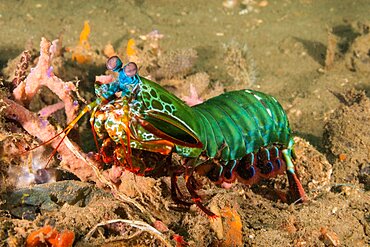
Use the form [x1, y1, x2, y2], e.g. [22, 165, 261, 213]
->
[173, 234, 189, 247]
[25, 225, 74, 247]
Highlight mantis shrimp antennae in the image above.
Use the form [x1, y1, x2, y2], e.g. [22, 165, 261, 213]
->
[27, 100, 99, 167]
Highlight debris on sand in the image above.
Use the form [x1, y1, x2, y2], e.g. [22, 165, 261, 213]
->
[345, 21, 370, 73]
[223, 41, 256, 87]
[324, 90, 370, 189]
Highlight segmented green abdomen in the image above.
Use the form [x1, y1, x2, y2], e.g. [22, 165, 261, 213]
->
[192, 89, 291, 160]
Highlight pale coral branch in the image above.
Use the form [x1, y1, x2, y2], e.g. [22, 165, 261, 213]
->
[13, 37, 79, 123]
[2, 97, 96, 182]
[50, 39, 62, 59]
[38, 101, 65, 118]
